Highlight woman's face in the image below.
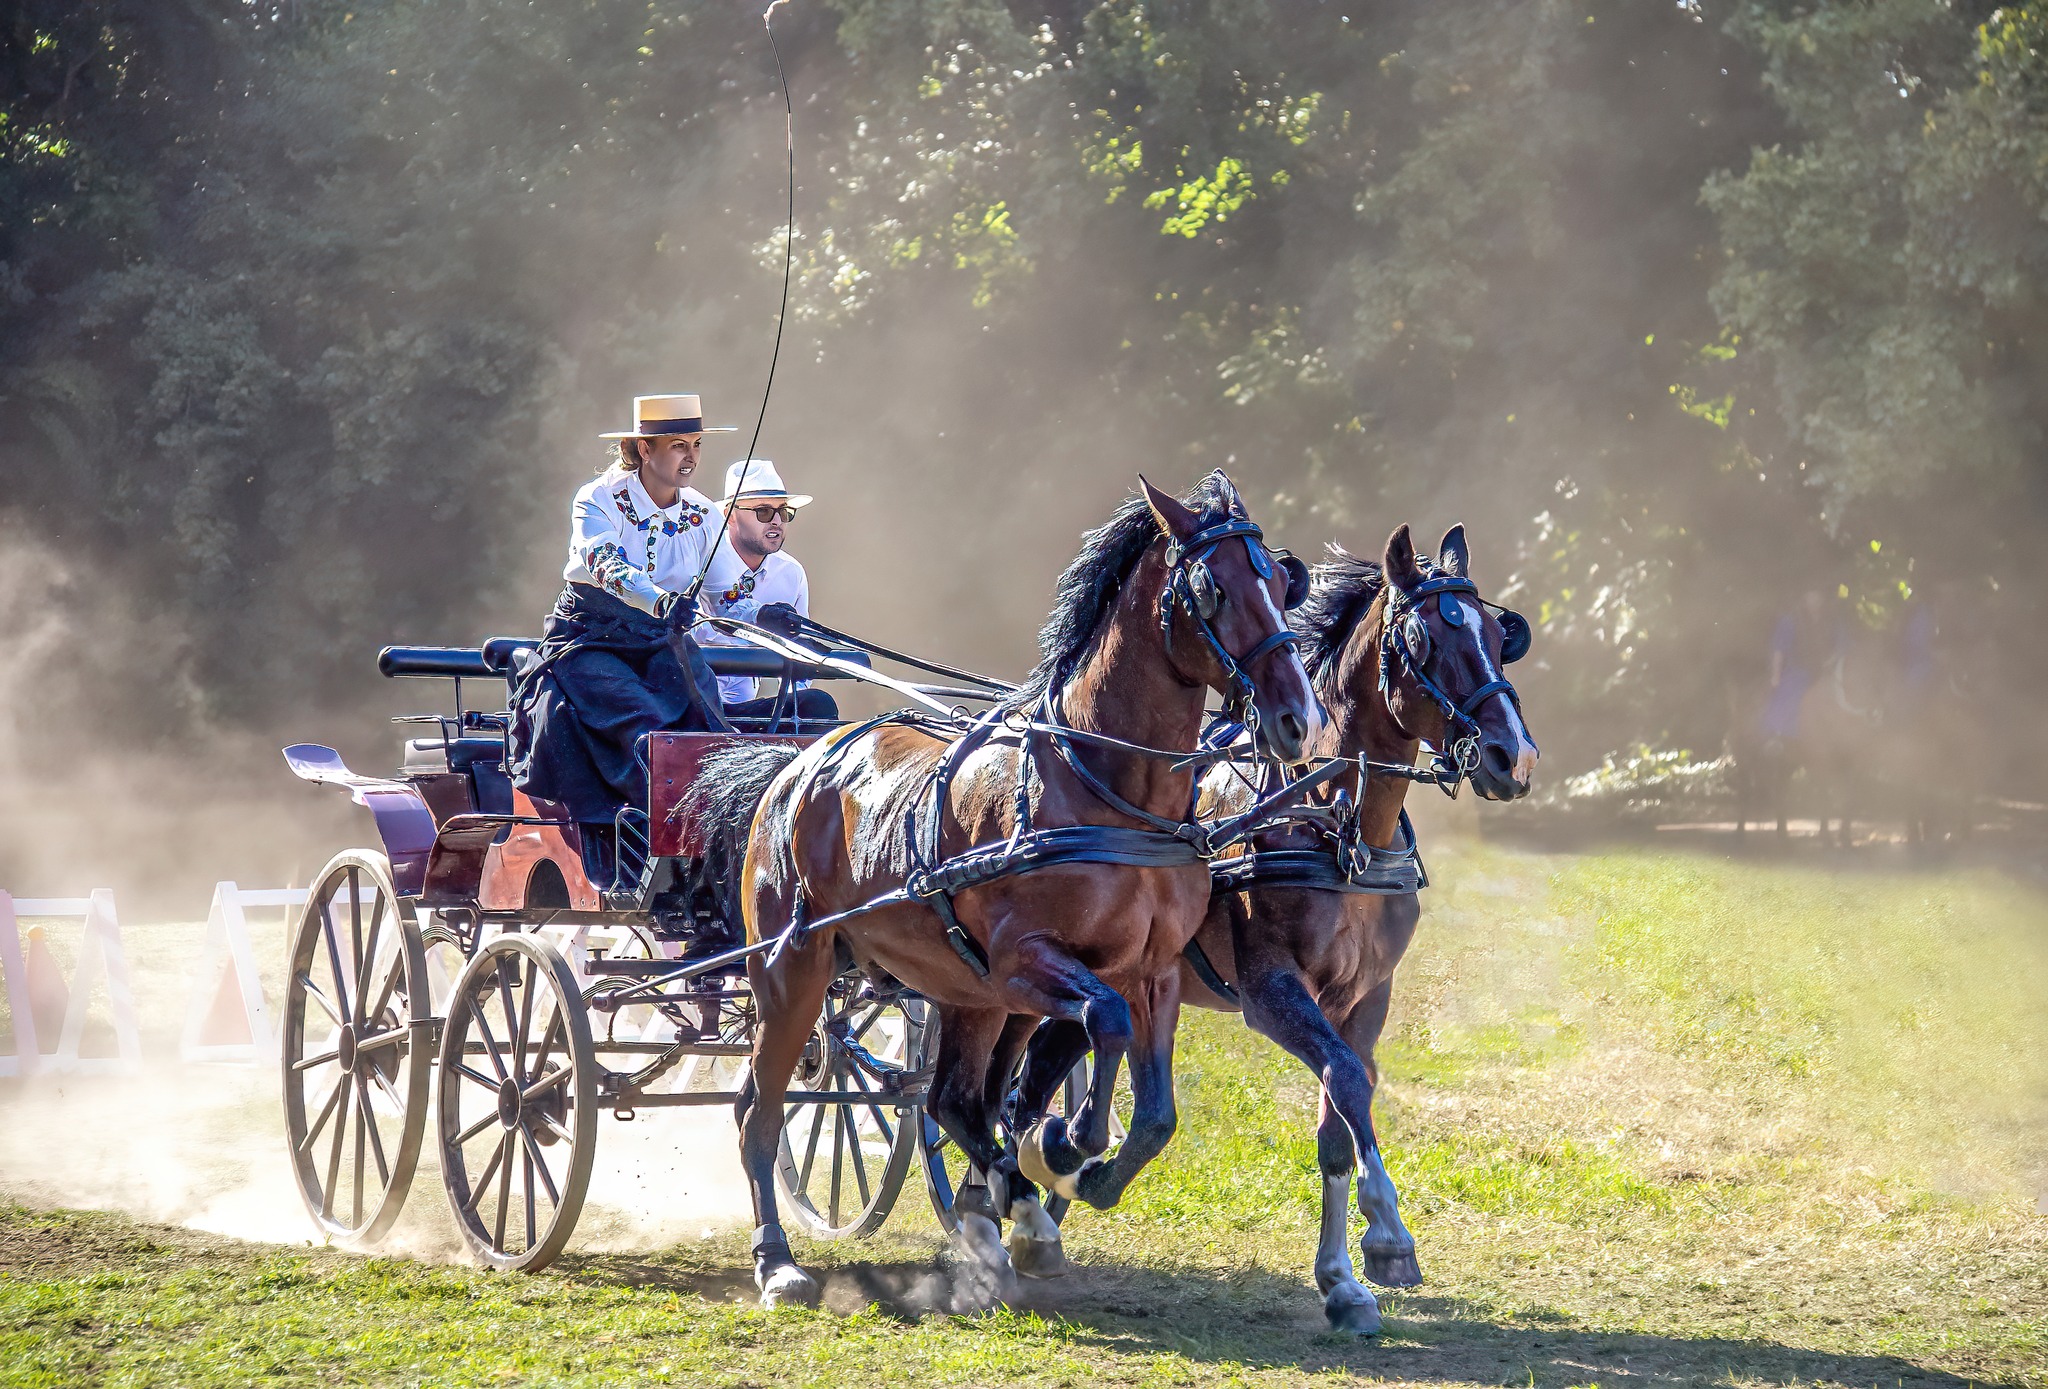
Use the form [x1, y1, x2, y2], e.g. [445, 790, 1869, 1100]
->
[637, 434, 702, 494]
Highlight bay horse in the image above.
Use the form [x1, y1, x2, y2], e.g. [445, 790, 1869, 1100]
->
[1015, 523, 1538, 1335]
[692, 473, 1321, 1306]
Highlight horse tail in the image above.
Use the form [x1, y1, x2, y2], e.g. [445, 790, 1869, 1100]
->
[683, 741, 805, 935]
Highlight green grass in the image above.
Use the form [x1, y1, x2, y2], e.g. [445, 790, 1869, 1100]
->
[4, 844, 2047, 1386]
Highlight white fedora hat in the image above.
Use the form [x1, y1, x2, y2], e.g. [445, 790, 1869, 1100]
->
[598, 392, 738, 439]
[722, 459, 812, 509]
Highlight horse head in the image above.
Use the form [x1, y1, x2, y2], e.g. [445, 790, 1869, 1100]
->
[1139, 472, 1321, 764]
[1346, 523, 1539, 801]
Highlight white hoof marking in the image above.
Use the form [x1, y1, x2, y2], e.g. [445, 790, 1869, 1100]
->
[758, 1263, 819, 1308]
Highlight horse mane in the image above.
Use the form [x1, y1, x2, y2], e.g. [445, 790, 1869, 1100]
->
[1004, 473, 1244, 711]
[1293, 544, 1385, 687]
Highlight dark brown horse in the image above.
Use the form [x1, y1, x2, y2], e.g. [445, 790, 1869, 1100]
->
[693, 473, 1321, 1305]
[1017, 524, 1538, 1335]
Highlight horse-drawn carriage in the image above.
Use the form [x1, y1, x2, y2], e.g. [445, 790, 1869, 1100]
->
[279, 633, 989, 1271]
[279, 477, 1538, 1333]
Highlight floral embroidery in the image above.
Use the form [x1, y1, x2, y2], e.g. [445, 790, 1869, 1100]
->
[720, 568, 761, 606]
[612, 487, 645, 528]
[585, 540, 639, 598]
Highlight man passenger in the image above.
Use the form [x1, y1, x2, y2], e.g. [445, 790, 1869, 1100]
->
[701, 458, 840, 725]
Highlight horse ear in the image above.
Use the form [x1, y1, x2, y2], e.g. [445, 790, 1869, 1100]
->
[1140, 474, 1200, 542]
[1438, 524, 1470, 579]
[1383, 524, 1424, 590]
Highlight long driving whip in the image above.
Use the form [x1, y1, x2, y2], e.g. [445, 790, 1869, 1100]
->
[682, 0, 796, 610]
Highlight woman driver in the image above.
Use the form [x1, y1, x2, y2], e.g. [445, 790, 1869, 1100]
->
[506, 393, 734, 826]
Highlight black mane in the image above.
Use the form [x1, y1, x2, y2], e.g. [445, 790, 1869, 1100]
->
[1293, 544, 1384, 685]
[1005, 473, 1244, 710]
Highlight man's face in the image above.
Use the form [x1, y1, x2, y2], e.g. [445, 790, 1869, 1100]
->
[731, 502, 789, 558]
[638, 434, 702, 493]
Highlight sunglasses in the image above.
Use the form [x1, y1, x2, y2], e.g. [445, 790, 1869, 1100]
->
[747, 504, 796, 523]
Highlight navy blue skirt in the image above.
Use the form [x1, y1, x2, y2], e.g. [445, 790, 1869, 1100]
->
[506, 584, 729, 821]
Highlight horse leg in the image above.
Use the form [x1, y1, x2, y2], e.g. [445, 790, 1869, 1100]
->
[1015, 961, 1133, 1193]
[1337, 980, 1419, 1289]
[968, 1013, 1069, 1277]
[736, 910, 839, 1307]
[922, 1003, 1023, 1300]
[1066, 973, 1181, 1211]
[1236, 965, 1399, 1332]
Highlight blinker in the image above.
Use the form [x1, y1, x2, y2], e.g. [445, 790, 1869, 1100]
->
[1279, 553, 1311, 610]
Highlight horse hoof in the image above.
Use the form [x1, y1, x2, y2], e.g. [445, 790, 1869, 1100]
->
[1360, 1245, 1422, 1289]
[757, 1262, 820, 1308]
[1324, 1283, 1383, 1336]
[1018, 1116, 1089, 1197]
[1008, 1233, 1070, 1279]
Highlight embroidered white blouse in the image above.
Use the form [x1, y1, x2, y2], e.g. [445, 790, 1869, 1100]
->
[561, 465, 719, 615]
[698, 540, 812, 705]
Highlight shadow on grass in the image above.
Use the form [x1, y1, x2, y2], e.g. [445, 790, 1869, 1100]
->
[555, 1249, 2007, 1389]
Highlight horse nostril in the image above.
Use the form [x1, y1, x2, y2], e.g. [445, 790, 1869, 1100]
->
[1279, 710, 1306, 747]
[1483, 743, 1515, 780]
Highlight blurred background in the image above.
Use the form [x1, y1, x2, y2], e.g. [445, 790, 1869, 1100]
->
[4, 0, 2046, 908]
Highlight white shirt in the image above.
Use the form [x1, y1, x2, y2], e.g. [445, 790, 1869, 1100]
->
[561, 465, 718, 615]
[697, 540, 811, 704]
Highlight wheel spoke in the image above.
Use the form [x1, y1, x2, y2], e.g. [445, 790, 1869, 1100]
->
[321, 1075, 348, 1219]
[357, 1074, 390, 1186]
[292, 1048, 342, 1074]
[491, 1132, 515, 1251]
[355, 1026, 406, 1053]
[840, 1103, 872, 1209]
[795, 1095, 827, 1192]
[523, 1147, 537, 1251]
[847, 1065, 897, 1155]
[453, 1108, 501, 1147]
[518, 1124, 562, 1206]
[297, 974, 345, 1027]
[473, 995, 512, 1083]
[829, 1100, 846, 1227]
[513, 956, 537, 1079]
[298, 1072, 348, 1156]
[449, 1060, 501, 1093]
[354, 891, 386, 1025]
[346, 867, 365, 1023]
[363, 947, 406, 1035]
[520, 1066, 569, 1103]
[526, 1003, 564, 1085]
[497, 965, 525, 1081]
[463, 1132, 508, 1214]
[352, 1081, 368, 1225]
[535, 1111, 575, 1145]
[321, 897, 354, 1021]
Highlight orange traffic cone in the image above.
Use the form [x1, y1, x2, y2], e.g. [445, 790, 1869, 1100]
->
[198, 964, 254, 1048]
[24, 925, 68, 1053]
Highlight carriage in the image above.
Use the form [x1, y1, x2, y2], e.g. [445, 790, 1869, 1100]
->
[279, 630, 1006, 1271]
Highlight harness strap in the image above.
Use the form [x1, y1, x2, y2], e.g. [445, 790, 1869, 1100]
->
[1210, 808, 1427, 896]
[1182, 935, 1239, 1005]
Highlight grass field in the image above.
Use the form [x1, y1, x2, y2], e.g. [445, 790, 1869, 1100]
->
[3, 842, 2046, 1387]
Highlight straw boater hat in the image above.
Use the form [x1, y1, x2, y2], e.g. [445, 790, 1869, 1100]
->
[598, 393, 737, 439]
[722, 459, 812, 509]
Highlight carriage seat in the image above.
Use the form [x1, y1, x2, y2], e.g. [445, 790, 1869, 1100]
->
[402, 737, 507, 774]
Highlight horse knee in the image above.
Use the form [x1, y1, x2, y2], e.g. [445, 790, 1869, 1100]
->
[1083, 992, 1132, 1053]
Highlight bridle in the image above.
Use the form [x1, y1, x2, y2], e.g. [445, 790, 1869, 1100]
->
[1379, 568, 1531, 791]
[1157, 516, 1311, 741]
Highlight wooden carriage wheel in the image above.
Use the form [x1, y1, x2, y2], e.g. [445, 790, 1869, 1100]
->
[774, 980, 925, 1239]
[281, 850, 432, 1247]
[435, 932, 598, 1272]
